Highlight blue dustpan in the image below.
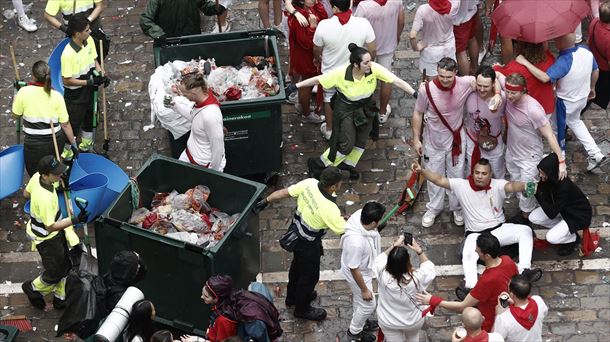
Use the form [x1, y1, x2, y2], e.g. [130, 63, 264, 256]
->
[0, 145, 25, 200]
[59, 173, 108, 223]
[70, 153, 129, 214]
[48, 38, 70, 96]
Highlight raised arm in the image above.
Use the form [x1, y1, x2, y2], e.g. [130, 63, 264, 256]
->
[412, 159, 451, 190]
[515, 55, 551, 83]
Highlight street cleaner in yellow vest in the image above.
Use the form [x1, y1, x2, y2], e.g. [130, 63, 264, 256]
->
[289, 43, 417, 180]
[22, 156, 88, 310]
[60, 12, 109, 159]
[255, 167, 346, 321]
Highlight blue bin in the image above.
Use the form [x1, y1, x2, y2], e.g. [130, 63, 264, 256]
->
[59, 173, 109, 223]
[0, 145, 25, 200]
[70, 153, 129, 214]
[48, 38, 70, 96]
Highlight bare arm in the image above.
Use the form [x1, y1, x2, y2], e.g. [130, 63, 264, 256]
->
[413, 159, 451, 190]
[392, 77, 416, 96]
[538, 124, 567, 180]
[313, 44, 323, 63]
[439, 294, 480, 312]
[46, 217, 78, 232]
[88, 0, 104, 22]
[265, 188, 291, 203]
[409, 30, 419, 52]
[589, 69, 599, 100]
[60, 122, 77, 145]
[411, 110, 424, 156]
[397, 7, 405, 44]
[44, 12, 63, 30]
[350, 268, 373, 301]
[284, 0, 308, 26]
[504, 181, 526, 194]
[515, 55, 550, 83]
[296, 75, 322, 88]
[366, 40, 377, 61]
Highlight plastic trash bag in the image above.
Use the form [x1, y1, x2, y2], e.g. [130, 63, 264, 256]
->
[171, 209, 207, 232]
[171, 194, 190, 210]
[128, 208, 150, 227]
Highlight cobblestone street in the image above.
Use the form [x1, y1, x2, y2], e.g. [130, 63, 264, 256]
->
[1, 0, 609, 341]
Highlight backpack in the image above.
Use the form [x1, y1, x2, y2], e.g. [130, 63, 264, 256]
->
[233, 290, 283, 341]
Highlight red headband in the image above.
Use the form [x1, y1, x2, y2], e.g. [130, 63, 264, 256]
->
[205, 281, 218, 299]
[505, 83, 525, 92]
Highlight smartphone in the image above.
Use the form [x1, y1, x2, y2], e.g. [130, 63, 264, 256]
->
[404, 232, 413, 246]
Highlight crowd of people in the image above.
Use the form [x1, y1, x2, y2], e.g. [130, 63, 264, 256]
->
[8, 0, 609, 341]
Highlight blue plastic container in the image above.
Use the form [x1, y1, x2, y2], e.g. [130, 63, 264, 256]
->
[59, 173, 109, 223]
[48, 38, 70, 96]
[70, 153, 129, 214]
[0, 145, 25, 200]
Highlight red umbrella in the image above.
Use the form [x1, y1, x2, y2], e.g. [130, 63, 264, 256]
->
[491, 0, 591, 43]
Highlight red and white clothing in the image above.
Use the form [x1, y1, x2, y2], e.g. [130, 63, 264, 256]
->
[411, 2, 457, 76]
[469, 256, 518, 332]
[287, 3, 328, 78]
[493, 296, 548, 342]
[374, 253, 436, 342]
[174, 93, 226, 171]
[504, 94, 548, 213]
[464, 92, 506, 178]
[415, 76, 475, 214]
[450, 0, 479, 53]
[448, 178, 533, 288]
[353, 0, 403, 56]
[493, 51, 556, 115]
[463, 331, 505, 342]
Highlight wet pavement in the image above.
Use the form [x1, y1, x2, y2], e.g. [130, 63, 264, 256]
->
[1, 1, 609, 341]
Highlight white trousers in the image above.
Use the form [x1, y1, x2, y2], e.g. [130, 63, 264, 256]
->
[505, 153, 540, 213]
[462, 223, 533, 288]
[529, 207, 577, 244]
[563, 97, 602, 158]
[465, 137, 506, 179]
[347, 276, 376, 334]
[379, 319, 425, 342]
[424, 130, 466, 214]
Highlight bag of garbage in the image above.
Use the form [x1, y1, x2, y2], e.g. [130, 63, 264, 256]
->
[128, 207, 150, 227]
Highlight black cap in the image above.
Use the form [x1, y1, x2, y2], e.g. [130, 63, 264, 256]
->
[319, 166, 342, 187]
[37, 155, 67, 176]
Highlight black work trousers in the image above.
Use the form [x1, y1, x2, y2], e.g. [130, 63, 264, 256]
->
[66, 101, 94, 136]
[167, 130, 190, 159]
[286, 238, 323, 313]
[37, 231, 71, 284]
[24, 132, 66, 177]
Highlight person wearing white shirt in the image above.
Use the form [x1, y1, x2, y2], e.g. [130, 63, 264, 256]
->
[340, 202, 385, 342]
[493, 274, 548, 342]
[374, 234, 435, 342]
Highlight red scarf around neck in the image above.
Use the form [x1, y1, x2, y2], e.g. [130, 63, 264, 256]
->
[194, 91, 220, 108]
[464, 330, 489, 342]
[334, 9, 352, 25]
[467, 175, 491, 192]
[509, 297, 539, 330]
[429, 0, 452, 15]
[433, 77, 456, 92]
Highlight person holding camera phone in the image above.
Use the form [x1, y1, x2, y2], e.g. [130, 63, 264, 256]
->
[340, 201, 386, 342]
[373, 233, 435, 342]
[492, 274, 548, 342]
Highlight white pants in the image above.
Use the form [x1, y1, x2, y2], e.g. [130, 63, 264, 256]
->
[505, 152, 540, 213]
[465, 136, 506, 179]
[376, 53, 394, 71]
[424, 130, 466, 214]
[529, 207, 577, 244]
[347, 276, 376, 334]
[379, 319, 424, 342]
[462, 223, 533, 288]
[563, 97, 602, 158]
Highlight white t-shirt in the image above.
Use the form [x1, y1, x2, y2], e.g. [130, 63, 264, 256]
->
[448, 178, 508, 232]
[450, 0, 479, 25]
[340, 210, 381, 280]
[504, 94, 548, 160]
[374, 254, 436, 329]
[313, 15, 376, 73]
[493, 296, 548, 342]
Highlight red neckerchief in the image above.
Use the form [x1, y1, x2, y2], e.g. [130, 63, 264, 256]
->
[194, 91, 220, 108]
[468, 175, 491, 192]
[433, 77, 456, 93]
[429, 0, 452, 15]
[374, 0, 388, 5]
[28, 81, 45, 87]
[509, 297, 539, 330]
[464, 330, 489, 342]
[334, 9, 352, 25]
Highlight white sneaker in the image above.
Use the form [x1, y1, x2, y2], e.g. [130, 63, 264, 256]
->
[379, 104, 392, 124]
[320, 122, 332, 140]
[18, 15, 37, 32]
[287, 91, 298, 105]
[301, 112, 325, 124]
[422, 210, 437, 228]
[453, 211, 465, 226]
[211, 20, 231, 33]
[587, 153, 607, 171]
[478, 47, 487, 64]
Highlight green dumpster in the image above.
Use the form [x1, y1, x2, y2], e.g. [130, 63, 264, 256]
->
[95, 154, 266, 334]
[0, 325, 19, 342]
[154, 30, 285, 177]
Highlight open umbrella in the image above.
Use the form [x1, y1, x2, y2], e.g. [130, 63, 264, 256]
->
[492, 0, 591, 43]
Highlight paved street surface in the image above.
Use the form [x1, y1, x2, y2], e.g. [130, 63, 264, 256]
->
[1, 1, 609, 341]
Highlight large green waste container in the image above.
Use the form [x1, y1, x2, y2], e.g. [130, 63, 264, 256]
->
[154, 30, 285, 177]
[95, 154, 266, 334]
[0, 325, 19, 342]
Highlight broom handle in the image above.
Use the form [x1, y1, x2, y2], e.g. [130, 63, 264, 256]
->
[49, 121, 74, 217]
[9, 44, 20, 80]
[99, 40, 108, 140]
[10, 44, 22, 144]
[215, 0, 222, 32]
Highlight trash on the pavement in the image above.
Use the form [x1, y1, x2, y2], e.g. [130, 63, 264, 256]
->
[128, 185, 239, 249]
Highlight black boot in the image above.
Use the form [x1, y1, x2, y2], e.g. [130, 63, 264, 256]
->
[521, 268, 543, 283]
[363, 318, 379, 331]
[294, 306, 327, 321]
[558, 234, 581, 256]
[53, 296, 66, 309]
[346, 329, 376, 342]
[337, 163, 360, 180]
[22, 281, 46, 310]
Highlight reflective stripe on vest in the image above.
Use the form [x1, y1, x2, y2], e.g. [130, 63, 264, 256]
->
[22, 117, 62, 136]
[29, 211, 61, 239]
[293, 212, 326, 241]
